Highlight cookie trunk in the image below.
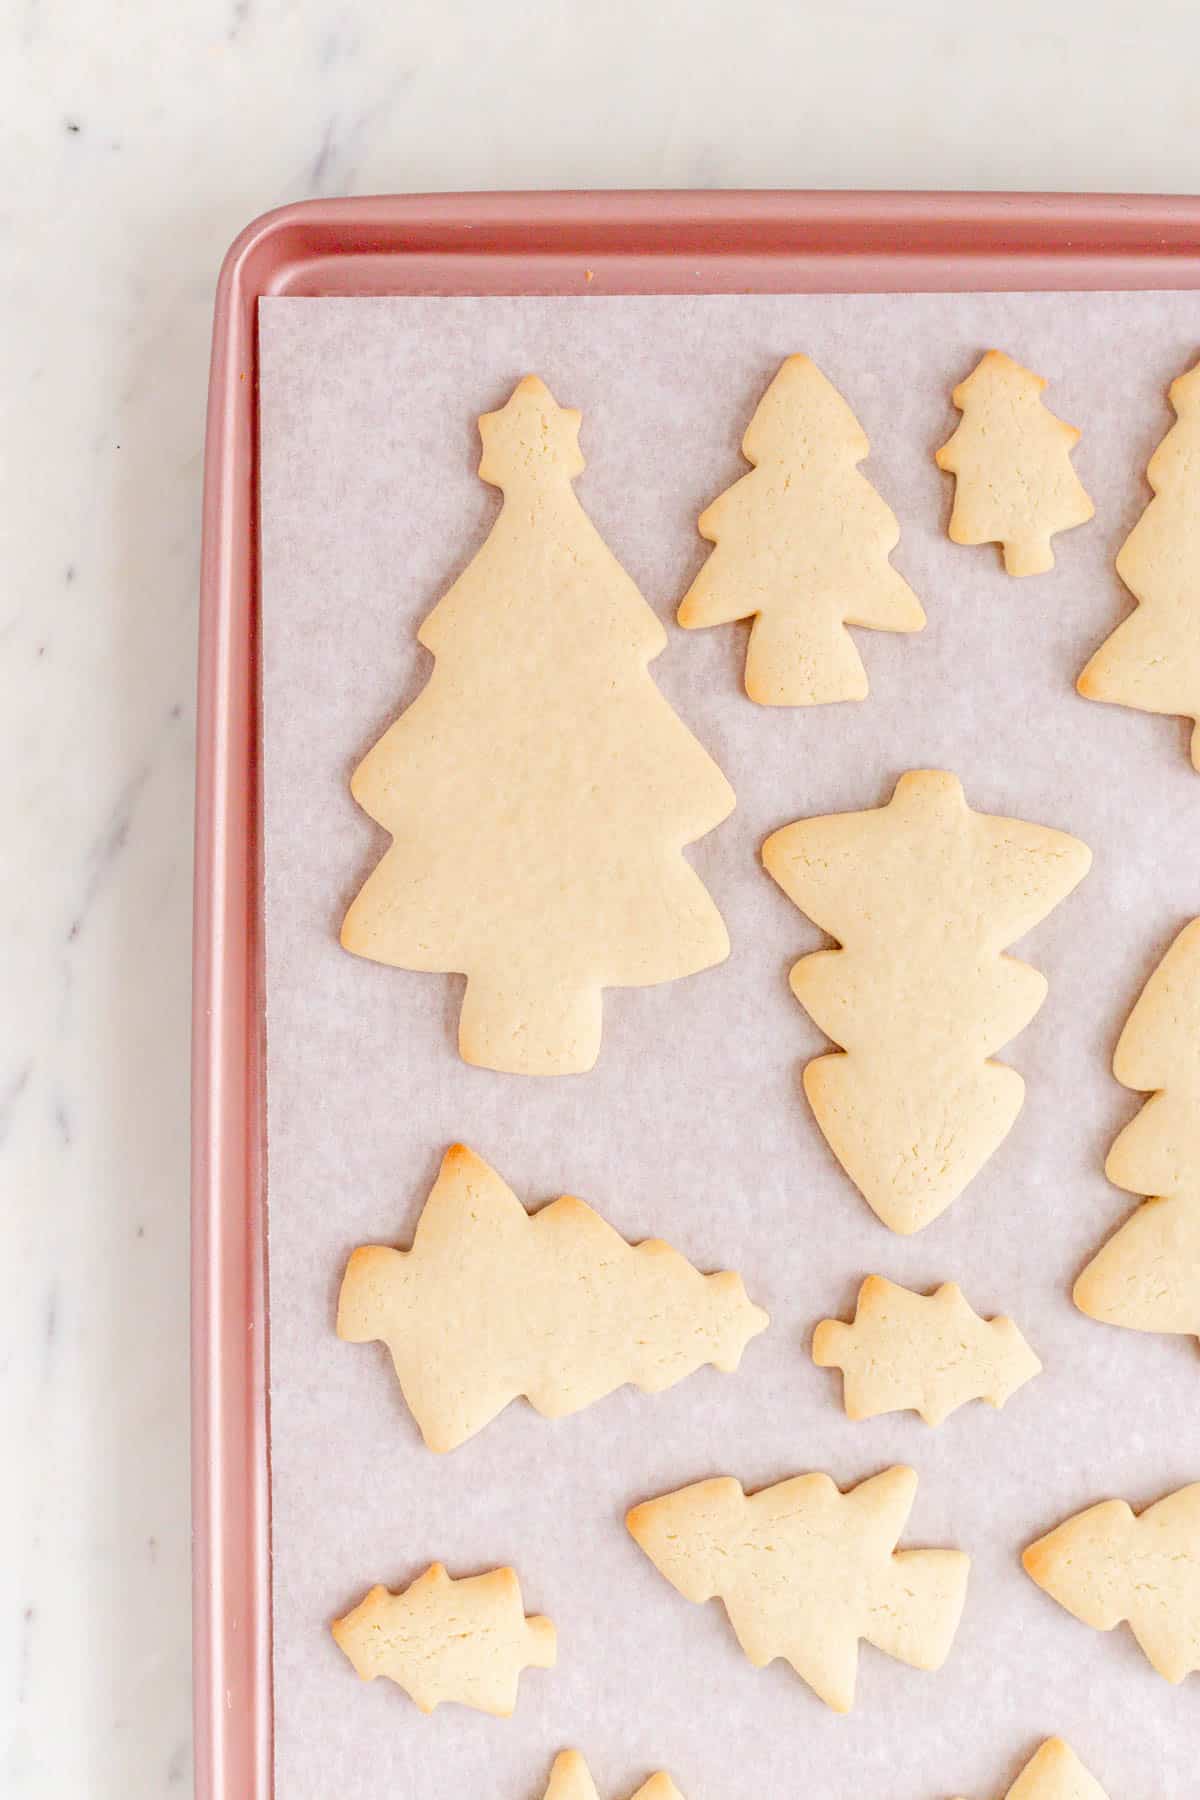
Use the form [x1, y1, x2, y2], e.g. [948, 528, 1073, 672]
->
[458, 974, 603, 1076]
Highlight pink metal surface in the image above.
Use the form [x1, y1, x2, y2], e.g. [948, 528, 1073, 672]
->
[192, 188, 1200, 1798]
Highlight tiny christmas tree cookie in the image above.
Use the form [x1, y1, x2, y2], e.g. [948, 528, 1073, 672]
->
[762, 770, 1092, 1234]
[1024, 1483, 1200, 1683]
[1078, 360, 1200, 769]
[936, 350, 1094, 576]
[331, 1563, 555, 1714]
[543, 1751, 685, 1800]
[813, 1276, 1041, 1425]
[677, 355, 925, 704]
[626, 1464, 969, 1712]
[1074, 919, 1200, 1344]
[338, 1145, 768, 1452]
[953, 1738, 1111, 1800]
[341, 375, 734, 1076]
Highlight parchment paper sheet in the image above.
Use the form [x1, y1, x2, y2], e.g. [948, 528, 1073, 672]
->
[259, 293, 1200, 1800]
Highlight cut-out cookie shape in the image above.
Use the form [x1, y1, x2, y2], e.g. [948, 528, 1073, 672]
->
[341, 375, 735, 1076]
[762, 770, 1091, 1234]
[338, 1144, 768, 1452]
[953, 1737, 1111, 1800]
[1074, 919, 1200, 1344]
[626, 1463, 969, 1713]
[936, 350, 1094, 576]
[813, 1276, 1041, 1425]
[331, 1563, 555, 1714]
[1079, 360, 1200, 769]
[543, 1751, 685, 1800]
[677, 355, 925, 704]
[1024, 1484, 1200, 1683]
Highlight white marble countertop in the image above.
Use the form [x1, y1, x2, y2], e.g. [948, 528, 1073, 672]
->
[4, 3, 1199, 1794]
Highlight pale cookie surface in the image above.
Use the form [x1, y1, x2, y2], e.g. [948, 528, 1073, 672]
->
[338, 1143, 768, 1452]
[953, 1737, 1111, 1800]
[626, 1463, 969, 1713]
[1078, 361, 1200, 769]
[543, 1750, 684, 1800]
[677, 354, 924, 705]
[1024, 1484, 1200, 1683]
[341, 375, 734, 1076]
[935, 349, 1094, 576]
[330, 1563, 555, 1714]
[813, 1276, 1041, 1425]
[1074, 918, 1200, 1343]
[762, 770, 1092, 1234]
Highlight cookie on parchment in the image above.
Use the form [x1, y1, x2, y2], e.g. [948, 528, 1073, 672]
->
[543, 1751, 684, 1800]
[936, 350, 1094, 575]
[331, 1562, 555, 1715]
[338, 1144, 767, 1452]
[954, 1737, 1111, 1800]
[626, 1463, 969, 1712]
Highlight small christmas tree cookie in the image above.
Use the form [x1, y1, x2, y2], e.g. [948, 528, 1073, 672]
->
[338, 1144, 768, 1451]
[1078, 360, 1200, 769]
[1074, 919, 1200, 1344]
[953, 1738, 1111, 1800]
[543, 1751, 685, 1800]
[1024, 1483, 1200, 1684]
[626, 1464, 969, 1713]
[677, 355, 925, 705]
[813, 1276, 1041, 1425]
[331, 1563, 555, 1714]
[762, 770, 1091, 1234]
[936, 350, 1094, 576]
[341, 375, 734, 1076]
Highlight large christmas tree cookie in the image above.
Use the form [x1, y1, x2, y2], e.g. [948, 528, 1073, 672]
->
[936, 350, 1094, 575]
[1074, 919, 1200, 1344]
[954, 1738, 1111, 1800]
[626, 1464, 969, 1712]
[338, 1144, 768, 1452]
[1079, 361, 1200, 769]
[762, 770, 1091, 1233]
[813, 1276, 1041, 1425]
[341, 375, 734, 1075]
[542, 1751, 684, 1800]
[331, 1563, 555, 1714]
[677, 355, 925, 705]
[1024, 1484, 1200, 1683]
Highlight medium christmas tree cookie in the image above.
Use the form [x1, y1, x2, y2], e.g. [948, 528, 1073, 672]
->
[331, 1563, 555, 1714]
[762, 770, 1091, 1234]
[813, 1276, 1041, 1425]
[341, 375, 734, 1076]
[954, 1738, 1111, 1800]
[936, 350, 1094, 575]
[543, 1751, 684, 1800]
[1074, 919, 1200, 1345]
[1024, 1483, 1200, 1683]
[1078, 360, 1200, 769]
[338, 1144, 768, 1452]
[678, 354, 924, 704]
[627, 1464, 969, 1712]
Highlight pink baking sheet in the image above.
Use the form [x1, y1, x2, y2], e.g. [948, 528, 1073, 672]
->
[256, 288, 1200, 1800]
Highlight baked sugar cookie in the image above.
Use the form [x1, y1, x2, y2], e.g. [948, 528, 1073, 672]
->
[543, 1751, 684, 1800]
[1074, 919, 1200, 1344]
[936, 350, 1094, 576]
[626, 1464, 969, 1712]
[678, 355, 924, 704]
[1024, 1484, 1200, 1683]
[338, 1145, 767, 1452]
[1079, 360, 1200, 769]
[954, 1738, 1110, 1800]
[341, 375, 734, 1075]
[762, 770, 1091, 1233]
[331, 1563, 555, 1714]
[813, 1276, 1041, 1425]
